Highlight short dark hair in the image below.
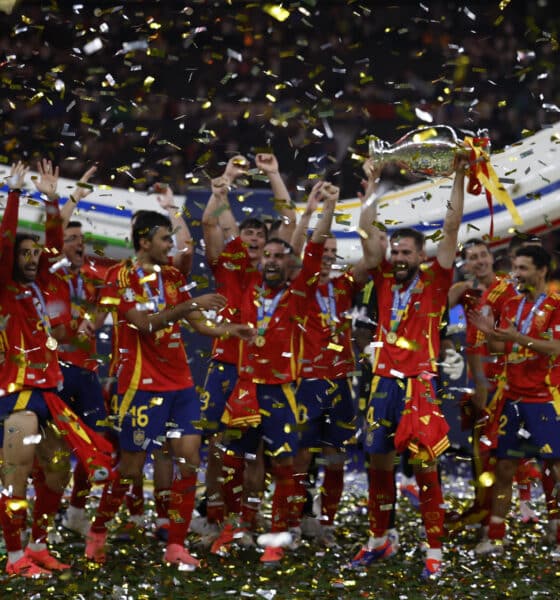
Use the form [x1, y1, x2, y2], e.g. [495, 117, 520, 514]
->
[265, 237, 293, 255]
[240, 217, 267, 238]
[508, 232, 541, 255]
[132, 211, 172, 251]
[390, 227, 424, 251]
[15, 232, 40, 251]
[461, 237, 489, 260]
[515, 245, 551, 275]
[66, 220, 82, 229]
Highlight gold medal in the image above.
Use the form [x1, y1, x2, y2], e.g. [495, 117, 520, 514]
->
[386, 331, 398, 345]
[46, 336, 58, 351]
[255, 335, 266, 347]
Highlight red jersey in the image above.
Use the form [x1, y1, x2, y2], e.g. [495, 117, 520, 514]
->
[238, 240, 324, 385]
[210, 236, 260, 364]
[370, 259, 453, 377]
[468, 276, 517, 383]
[0, 190, 63, 393]
[499, 292, 560, 401]
[102, 260, 193, 393]
[46, 260, 109, 372]
[299, 271, 359, 379]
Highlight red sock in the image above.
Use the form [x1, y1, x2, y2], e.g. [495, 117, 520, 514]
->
[206, 501, 224, 524]
[271, 464, 294, 533]
[31, 470, 63, 545]
[222, 453, 244, 516]
[415, 470, 445, 549]
[488, 519, 506, 540]
[126, 482, 144, 516]
[70, 462, 91, 509]
[289, 471, 307, 528]
[367, 468, 394, 537]
[542, 461, 559, 521]
[321, 468, 344, 526]
[91, 476, 129, 533]
[167, 473, 197, 546]
[154, 488, 171, 520]
[241, 496, 261, 530]
[0, 495, 27, 552]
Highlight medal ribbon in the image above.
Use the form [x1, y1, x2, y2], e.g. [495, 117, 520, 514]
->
[389, 273, 420, 334]
[315, 282, 338, 336]
[256, 287, 285, 335]
[63, 268, 85, 318]
[29, 283, 55, 340]
[512, 293, 546, 352]
[136, 265, 165, 313]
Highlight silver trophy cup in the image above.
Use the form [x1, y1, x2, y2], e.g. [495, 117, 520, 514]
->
[369, 125, 465, 178]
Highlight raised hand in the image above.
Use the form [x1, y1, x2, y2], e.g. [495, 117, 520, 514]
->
[154, 182, 176, 211]
[305, 181, 325, 215]
[255, 153, 279, 175]
[358, 158, 383, 204]
[7, 161, 29, 190]
[34, 158, 60, 199]
[224, 155, 249, 185]
[71, 165, 97, 203]
[210, 175, 229, 199]
[320, 182, 340, 209]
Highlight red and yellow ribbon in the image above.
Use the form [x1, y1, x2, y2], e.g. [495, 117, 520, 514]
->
[463, 136, 523, 237]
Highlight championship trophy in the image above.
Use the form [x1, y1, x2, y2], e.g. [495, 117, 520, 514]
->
[369, 124, 523, 232]
[369, 125, 466, 178]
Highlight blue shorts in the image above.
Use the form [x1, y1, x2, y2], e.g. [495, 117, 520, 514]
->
[228, 383, 298, 459]
[296, 377, 356, 449]
[363, 375, 438, 455]
[496, 398, 560, 459]
[201, 360, 238, 434]
[0, 389, 52, 446]
[59, 363, 107, 432]
[117, 387, 201, 452]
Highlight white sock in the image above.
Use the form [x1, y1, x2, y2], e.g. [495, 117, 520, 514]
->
[426, 547, 442, 562]
[27, 542, 47, 552]
[8, 550, 24, 563]
[367, 534, 387, 549]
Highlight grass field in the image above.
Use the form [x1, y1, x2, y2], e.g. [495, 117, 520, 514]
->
[1, 456, 559, 599]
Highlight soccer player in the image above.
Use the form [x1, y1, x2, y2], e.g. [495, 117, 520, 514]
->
[0, 161, 74, 576]
[351, 155, 467, 580]
[199, 154, 296, 537]
[447, 238, 541, 529]
[287, 184, 370, 547]
[84, 210, 255, 570]
[468, 245, 560, 556]
[39, 166, 110, 537]
[214, 180, 338, 564]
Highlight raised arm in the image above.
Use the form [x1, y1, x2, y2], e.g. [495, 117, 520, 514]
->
[202, 175, 234, 264]
[201, 156, 248, 263]
[34, 159, 63, 252]
[358, 159, 385, 270]
[436, 155, 468, 270]
[60, 165, 97, 229]
[154, 182, 193, 276]
[255, 153, 296, 243]
[290, 184, 321, 256]
[0, 162, 28, 281]
[310, 181, 337, 245]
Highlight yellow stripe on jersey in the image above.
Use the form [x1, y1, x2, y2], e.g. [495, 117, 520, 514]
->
[14, 389, 32, 411]
[15, 332, 27, 391]
[118, 337, 144, 425]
